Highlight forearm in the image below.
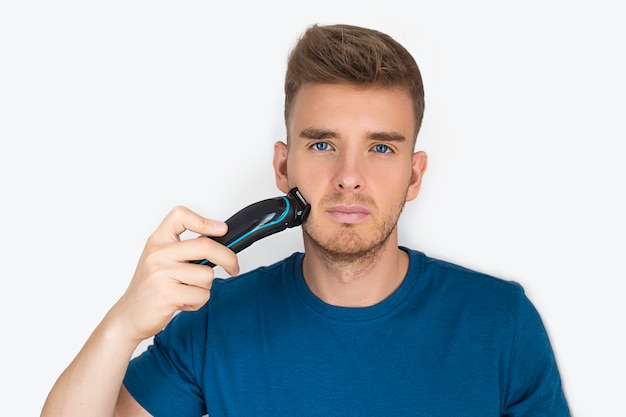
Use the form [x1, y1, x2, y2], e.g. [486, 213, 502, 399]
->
[41, 207, 237, 417]
[41, 311, 140, 417]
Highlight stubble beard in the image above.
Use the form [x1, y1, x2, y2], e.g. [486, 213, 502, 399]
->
[302, 192, 407, 270]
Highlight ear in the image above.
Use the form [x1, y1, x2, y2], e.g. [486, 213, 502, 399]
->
[406, 151, 428, 202]
[273, 141, 290, 194]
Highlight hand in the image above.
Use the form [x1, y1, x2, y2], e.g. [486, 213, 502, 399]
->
[108, 206, 240, 345]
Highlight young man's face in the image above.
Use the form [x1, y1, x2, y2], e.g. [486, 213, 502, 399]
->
[274, 83, 427, 259]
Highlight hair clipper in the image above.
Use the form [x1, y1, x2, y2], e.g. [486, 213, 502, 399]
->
[190, 187, 310, 266]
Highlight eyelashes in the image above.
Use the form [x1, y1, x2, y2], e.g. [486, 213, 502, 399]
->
[309, 141, 393, 154]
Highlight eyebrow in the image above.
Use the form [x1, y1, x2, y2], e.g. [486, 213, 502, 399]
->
[298, 127, 406, 143]
[299, 127, 338, 140]
[368, 131, 407, 143]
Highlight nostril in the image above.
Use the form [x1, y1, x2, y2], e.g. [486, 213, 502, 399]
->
[337, 183, 360, 190]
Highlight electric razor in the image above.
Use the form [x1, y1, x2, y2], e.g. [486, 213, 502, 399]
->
[190, 187, 310, 267]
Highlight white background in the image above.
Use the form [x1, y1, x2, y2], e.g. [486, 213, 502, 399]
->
[1, 1, 624, 416]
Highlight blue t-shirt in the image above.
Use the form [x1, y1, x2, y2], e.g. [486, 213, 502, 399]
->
[124, 248, 570, 416]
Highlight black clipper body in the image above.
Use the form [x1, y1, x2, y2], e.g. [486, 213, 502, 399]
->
[190, 187, 310, 266]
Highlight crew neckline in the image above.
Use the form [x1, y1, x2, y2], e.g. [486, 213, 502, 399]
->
[291, 247, 420, 322]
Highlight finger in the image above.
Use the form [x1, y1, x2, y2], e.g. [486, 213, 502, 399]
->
[180, 237, 240, 277]
[168, 260, 216, 290]
[169, 279, 213, 311]
[158, 234, 239, 276]
[152, 206, 228, 243]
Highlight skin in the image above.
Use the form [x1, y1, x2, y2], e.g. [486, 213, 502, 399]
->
[274, 83, 428, 307]
[41, 209, 239, 417]
[40, 82, 427, 416]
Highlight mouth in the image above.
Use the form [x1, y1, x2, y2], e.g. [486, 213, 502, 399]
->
[326, 205, 370, 224]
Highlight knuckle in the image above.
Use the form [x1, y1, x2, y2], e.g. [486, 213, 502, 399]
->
[170, 205, 190, 217]
[199, 266, 215, 283]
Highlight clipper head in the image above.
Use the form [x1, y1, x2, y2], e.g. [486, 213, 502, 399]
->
[287, 187, 311, 226]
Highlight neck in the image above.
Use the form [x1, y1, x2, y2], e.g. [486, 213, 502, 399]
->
[301, 235, 409, 307]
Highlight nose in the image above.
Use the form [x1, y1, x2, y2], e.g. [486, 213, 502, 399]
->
[333, 151, 364, 191]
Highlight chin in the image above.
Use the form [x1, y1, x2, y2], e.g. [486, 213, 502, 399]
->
[303, 222, 392, 262]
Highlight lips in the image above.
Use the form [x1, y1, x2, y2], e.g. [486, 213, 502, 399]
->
[326, 205, 370, 223]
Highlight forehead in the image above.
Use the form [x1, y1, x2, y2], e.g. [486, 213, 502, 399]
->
[288, 83, 415, 139]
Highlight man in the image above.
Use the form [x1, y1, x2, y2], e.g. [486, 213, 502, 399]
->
[41, 23, 570, 416]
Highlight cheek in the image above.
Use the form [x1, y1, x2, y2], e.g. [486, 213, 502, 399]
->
[372, 164, 414, 198]
[287, 154, 324, 185]
[285, 157, 301, 186]
[370, 163, 407, 184]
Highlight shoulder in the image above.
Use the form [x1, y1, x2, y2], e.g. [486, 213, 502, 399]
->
[210, 252, 303, 304]
[404, 247, 530, 318]
[407, 247, 523, 292]
[212, 251, 303, 290]
[164, 252, 303, 332]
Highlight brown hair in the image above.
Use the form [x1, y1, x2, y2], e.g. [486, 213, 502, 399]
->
[284, 23, 425, 141]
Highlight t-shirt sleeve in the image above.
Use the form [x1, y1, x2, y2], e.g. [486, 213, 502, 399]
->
[502, 291, 570, 416]
[123, 306, 209, 417]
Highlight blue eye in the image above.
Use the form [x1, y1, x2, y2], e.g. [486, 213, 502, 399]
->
[373, 144, 390, 153]
[313, 142, 330, 151]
